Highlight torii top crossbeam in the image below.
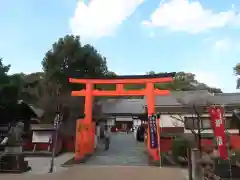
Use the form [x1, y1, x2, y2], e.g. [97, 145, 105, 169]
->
[69, 73, 175, 96]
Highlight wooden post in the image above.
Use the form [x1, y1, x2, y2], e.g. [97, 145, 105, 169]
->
[187, 148, 193, 180]
[191, 148, 203, 180]
[85, 82, 93, 124]
[85, 82, 94, 154]
[146, 82, 160, 162]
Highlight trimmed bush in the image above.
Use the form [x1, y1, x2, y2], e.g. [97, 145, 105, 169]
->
[172, 137, 190, 162]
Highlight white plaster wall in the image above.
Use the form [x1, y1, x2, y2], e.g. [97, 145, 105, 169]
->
[115, 117, 133, 122]
[159, 115, 184, 127]
[99, 119, 115, 127]
[184, 129, 239, 134]
[184, 113, 232, 118]
[107, 119, 115, 126]
[159, 113, 237, 134]
[158, 113, 232, 128]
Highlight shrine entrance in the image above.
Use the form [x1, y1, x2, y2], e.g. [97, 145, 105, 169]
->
[69, 73, 175, 163]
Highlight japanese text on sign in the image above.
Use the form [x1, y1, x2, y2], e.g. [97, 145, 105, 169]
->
[215, 119, 222, 127]
[216, 136, 223, 146]
[148, 115, 158, 149]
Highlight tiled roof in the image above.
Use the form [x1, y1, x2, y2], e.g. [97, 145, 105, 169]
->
[153, 90, 213, 106]
[100, 91, 240, 114]
[210, 93, 240, 105]
[101, 99, 145, 114]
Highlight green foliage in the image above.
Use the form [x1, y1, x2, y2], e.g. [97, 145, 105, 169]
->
[0, 84, 19, 106]
[213, 150, 240, 166]
[150, 71, 222, 92]
[234, 63, 240, 89]
[234, 150, 240, 159]
[42, 35, 108, 91]
[0, 59, 19, 106]
[9, 73, 25, 87]
[234, 63, 240, 76]
[229, 150, 240, 165]
[172, 137, 190, 161]
[0, 58, 10, 85]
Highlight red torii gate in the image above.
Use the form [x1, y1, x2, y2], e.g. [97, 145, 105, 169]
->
[69, 73, 175, 161]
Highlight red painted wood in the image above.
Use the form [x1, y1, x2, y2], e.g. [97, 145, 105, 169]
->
[160, 139, 172, 152]
[230, 135, 240, 149]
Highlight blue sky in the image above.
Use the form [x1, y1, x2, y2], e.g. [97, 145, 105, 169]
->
[0, 0, 240, 92]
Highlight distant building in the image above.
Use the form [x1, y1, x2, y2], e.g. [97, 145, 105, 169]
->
[100, 99, 146, 131]
[99, 91, 240, 135]
[99, 91, 240, 151]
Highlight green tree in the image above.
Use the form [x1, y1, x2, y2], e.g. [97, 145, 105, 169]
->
[42, 35, 108, 91]
[146, 71, 156, 75]
[234, 63, 240, 89]
[0, 59, 20, 105]
[154, 72, 222, 93]
[0, 58, 10, 86]
[9, 73, 25, 87]
[40, 35, 111, 121]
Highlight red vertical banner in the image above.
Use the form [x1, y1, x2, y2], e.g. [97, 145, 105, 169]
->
[208, 107, 228, 160]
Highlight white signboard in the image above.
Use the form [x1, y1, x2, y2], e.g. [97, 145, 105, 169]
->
[32, 131, 52, 143]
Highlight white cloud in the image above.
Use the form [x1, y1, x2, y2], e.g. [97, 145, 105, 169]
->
[193, 71, 219, 88]
[70, 0, 144, 39]
[214, 39, 230, 51]
[193, 71, 237, 93]
[143, 0, 238, 33]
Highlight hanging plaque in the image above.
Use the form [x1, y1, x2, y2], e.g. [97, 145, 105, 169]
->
[148, 114, 158, 149]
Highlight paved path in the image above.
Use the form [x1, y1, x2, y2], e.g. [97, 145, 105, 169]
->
[25, 153, 74, 174]
[86, 132, 149, 166]
[0, 166, 185, 180]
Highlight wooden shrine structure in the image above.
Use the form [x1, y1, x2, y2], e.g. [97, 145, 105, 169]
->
[69, 73, 175, 161]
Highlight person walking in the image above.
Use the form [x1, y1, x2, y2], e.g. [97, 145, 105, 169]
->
[104, 125, 110, 150]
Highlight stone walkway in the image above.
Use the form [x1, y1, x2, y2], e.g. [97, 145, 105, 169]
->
[86, 132, 149, 166]
[25, 153, 74, 174]
[0, 166, 185, 180]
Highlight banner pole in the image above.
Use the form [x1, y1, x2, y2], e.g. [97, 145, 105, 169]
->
[222, 104, 232, 180]
[156, 113, 162, 167]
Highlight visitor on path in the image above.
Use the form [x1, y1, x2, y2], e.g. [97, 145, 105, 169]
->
[104, 125, 110, 150]
[136, 125, 145, 142]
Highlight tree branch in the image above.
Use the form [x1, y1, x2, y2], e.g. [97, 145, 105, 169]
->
[170, 114, 198, 135]
[170, 113, 205, 136]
